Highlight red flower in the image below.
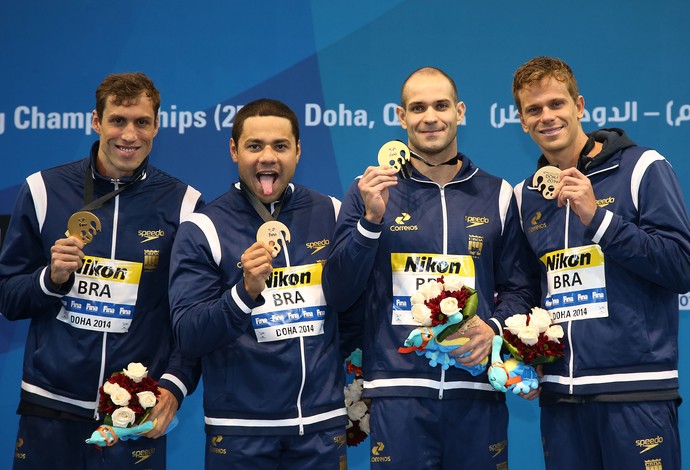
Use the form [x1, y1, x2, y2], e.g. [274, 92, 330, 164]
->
[346, 421, 368, 447]
[503, 329, 565, 365]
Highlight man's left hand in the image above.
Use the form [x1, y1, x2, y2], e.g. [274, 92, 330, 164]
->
[448, 317, 494, 367]
[144, 388, 179, 439]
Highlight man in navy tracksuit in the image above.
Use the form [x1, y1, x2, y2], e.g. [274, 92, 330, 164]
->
[169, 99, 347, 469]
[512, 56, 690, 470]
[322, 67, 540, 469]
[0, 73, 202, 469]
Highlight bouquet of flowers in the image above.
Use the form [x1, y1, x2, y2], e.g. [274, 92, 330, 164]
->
[344, 349, 369, 447]
[398, 276, 486, 373]
[503, 307, 565, 365]
[85, 363, 160, 447]
[488, 308, 565, 394]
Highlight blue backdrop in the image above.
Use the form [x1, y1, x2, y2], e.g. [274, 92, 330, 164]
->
[1, 1, 689, 468]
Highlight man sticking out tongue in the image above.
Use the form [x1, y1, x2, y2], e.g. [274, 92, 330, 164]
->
[169, 99, 347, 468]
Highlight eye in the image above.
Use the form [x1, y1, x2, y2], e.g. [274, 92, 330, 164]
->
[525, 107, 539, 116]
[436, 103, 449, 110]
[410, 105, 424, 113]
[551, 100, 564, 109]
[247, 144, 261, 151]
[275, 144, 288, 151]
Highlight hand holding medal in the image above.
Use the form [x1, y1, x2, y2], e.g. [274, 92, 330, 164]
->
[242, 232, 286, 300]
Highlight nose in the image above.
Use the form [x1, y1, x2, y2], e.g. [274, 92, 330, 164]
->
[122, 122, 137, 141]
[422, 107, 438, 123]
[258, 146, 278, 162]
[540, 107, 556, 123]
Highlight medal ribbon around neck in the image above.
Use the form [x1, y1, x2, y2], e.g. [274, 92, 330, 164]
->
[66, 165, 145, 244]
[240, 181, 291, 256]
[378, 140, 458, 179]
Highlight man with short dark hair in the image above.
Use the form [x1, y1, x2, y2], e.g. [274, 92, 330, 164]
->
[0, 72, 202, 469]
[169, 98, 347, 469]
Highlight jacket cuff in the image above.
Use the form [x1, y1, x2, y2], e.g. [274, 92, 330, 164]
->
[227, 281, 264, 314]
[41, 266, 73, 296]
[487, 317, 503, 336]
[584, 207, 612, 243]
[354, 217, 383, 247]
[158, 375, 186, 408]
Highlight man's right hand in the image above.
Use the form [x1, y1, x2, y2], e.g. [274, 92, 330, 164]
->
[50, 236, 85, 286]
[241, 241, 274, 300]
[358, 165, 398, 223]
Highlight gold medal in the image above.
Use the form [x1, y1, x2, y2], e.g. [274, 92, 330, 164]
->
[256, 221, 291, 256]
[67, 211, 102, 244]
[378, 140, 410, 171]
[532, 166, 561, 200]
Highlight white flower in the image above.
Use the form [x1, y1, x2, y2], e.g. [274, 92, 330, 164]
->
[411, 303, 432, 326]
[418, 281, 443, 301]
[504, 314, 528, 335]
[545, 325, 565, 343]
[108, 385, 131, 406]
[410, 292, 426, 305]
[111, 406, 136, 427]
[123, 363, 148, 383]
[530, 307, 553, 333]
[439, 297, 459, 316]
[518, 325, 540, 346]
[102, 381, 118, 395]
[428, 282, 443, 299]
[137, 391, 157, 409]
[347, 401, 368, 421]
[344, 379, 363, 407]
[359, 412, 371, 434]
[443, 275, 464, 292]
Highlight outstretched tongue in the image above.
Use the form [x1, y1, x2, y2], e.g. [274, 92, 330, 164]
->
[259, 174, 275, 196]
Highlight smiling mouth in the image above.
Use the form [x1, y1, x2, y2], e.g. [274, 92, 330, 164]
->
[257, 172, 278, 196]
[115, 145, 139, 154]
[540, 126, 563, 136]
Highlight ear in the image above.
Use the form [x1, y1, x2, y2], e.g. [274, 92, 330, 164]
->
[456, 101, 466, 126]
[91, 110, 101, 135]
[518, 113, 529, 133]
[395, 106, 408, 130]
[229, 138, 238, 163]
[576, 95, 585, 120]
[295, 139, 301, 163]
